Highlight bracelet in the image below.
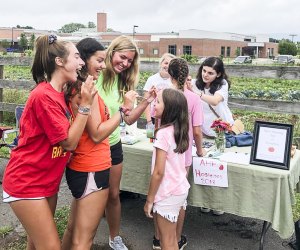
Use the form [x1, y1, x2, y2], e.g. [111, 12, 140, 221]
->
[78, 105, 90, 115]
[119, 107, 124, 124]
[199, 91, 203, 98]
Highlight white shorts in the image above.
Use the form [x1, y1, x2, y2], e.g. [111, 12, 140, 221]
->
[153, 192, 188, 223]
[2, 191, 44, 203]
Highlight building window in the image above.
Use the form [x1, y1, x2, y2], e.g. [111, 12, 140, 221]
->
[139, 48, 144, 55]
[168, 45, 177, 55]
[221, 46, 225, 57]
[226, 47, 231, 57]
[153, 49, 159, 55]
[183, 45, 192, 55]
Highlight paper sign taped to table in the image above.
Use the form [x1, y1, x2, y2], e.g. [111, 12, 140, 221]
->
[192, 157, 228, 187]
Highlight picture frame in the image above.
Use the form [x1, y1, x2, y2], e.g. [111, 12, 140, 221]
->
[250, 121, 293, 170]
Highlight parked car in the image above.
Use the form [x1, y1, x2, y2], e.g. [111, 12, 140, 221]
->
[275, 55, 295, 65]
[233, 56, 252, 64]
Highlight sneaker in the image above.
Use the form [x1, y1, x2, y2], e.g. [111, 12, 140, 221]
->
[178, 235, 187, 250]
[109, 236, 128, 250]
[152, 236, 161, 250]
[200, 207, 211, 213]
[212, 210, 224, 215]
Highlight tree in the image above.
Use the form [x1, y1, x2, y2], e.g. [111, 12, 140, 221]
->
[16, 25, 33, 29]
[19, 33, 28, 51]
[29, 33, 36, 50]
[106, 28, 116, 32]
[87, 22, 96, 28]
[0, 39, 10, 48]
[278, 39, 297, 56]
[59, 23, 86, 33]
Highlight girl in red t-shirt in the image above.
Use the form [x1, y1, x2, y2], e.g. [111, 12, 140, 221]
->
[2, 35, 97, 249]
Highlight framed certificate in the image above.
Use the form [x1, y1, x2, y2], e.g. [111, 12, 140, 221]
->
[250, 121, 293, 170]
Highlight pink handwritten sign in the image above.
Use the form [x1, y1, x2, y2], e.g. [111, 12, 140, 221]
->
[192, 157, 228, 187]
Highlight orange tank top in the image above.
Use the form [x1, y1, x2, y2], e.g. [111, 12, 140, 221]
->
[68, 95, 111, 172]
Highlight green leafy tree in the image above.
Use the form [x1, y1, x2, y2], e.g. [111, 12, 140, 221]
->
[235, 48, 241, 57]
[106, 28, 116, 32]
[28, 33, 35, 50]
[87, 22, 96, 28]
[59, 23, 86, 33]
[278, 39, 297, 55]
[180, 54, 198, 63]
[0, 39, 10, 48]
[19, 33, 28, 51]
[16, 25, 33, 29]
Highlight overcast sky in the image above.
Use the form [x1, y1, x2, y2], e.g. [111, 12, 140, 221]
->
[1, 0, 299, 41]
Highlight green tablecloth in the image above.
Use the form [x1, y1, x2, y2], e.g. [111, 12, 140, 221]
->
[121, 136, 300, 239]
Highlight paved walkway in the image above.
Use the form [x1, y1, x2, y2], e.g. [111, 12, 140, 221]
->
[0, 158, 294, 250]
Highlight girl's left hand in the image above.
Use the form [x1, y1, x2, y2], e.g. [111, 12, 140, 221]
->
[144, 200, 154, 218]
[144, 86, 157, 103]
[123, 90, 138, 110]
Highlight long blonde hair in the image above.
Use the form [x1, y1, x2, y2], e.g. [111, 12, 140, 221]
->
[102, 35, 139, 100]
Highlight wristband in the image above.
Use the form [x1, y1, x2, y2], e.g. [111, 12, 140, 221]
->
[78, 105, 90, 115]
[119, 107, 125, 124]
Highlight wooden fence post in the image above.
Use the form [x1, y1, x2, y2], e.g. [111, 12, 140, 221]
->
[0, 65, 3, 123]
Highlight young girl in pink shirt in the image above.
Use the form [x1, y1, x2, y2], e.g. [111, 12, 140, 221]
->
[144, 88, 190, 250]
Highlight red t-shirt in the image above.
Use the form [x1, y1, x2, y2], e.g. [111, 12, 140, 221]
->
[68, 94, 111, 172]
[3, 82, 71, 198]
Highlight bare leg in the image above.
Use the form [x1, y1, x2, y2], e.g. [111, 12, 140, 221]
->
[61, 199, 77, 250]
[62, 189, 109, 250]
[176, 166, 190, 242]
[156, 213, 178, 250]
[176, 208, 186, 242]
[153, 213, 161, 240]
[106, 163, 123, 238]
[10, 195, 60, 250]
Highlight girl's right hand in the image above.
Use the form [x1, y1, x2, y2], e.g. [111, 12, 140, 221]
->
[144, 200, 154, 218]
[80, 75, 98, 106]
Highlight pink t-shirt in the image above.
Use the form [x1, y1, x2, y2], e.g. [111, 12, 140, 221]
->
[184, 88, 204, 166]
[152, 125, 190, 203]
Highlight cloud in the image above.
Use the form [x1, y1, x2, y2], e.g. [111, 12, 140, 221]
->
[1, 0, 299, 39]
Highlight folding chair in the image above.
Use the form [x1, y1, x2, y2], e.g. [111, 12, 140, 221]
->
[1, 106, 24, 149]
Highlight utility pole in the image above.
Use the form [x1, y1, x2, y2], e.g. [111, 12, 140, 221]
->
[133, 25, 138, 40]
[289, 34, 297, 43]
[11, 27, 14, 48]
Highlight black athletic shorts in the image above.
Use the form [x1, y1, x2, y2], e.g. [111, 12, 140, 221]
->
[65, 167, 110, 199]
[110, 140, 123, 165]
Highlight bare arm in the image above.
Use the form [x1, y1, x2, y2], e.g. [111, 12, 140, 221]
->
[124, 88, 156, 125]
[193, 126, 206, 157]
[144, 148, 166, 218]
[199, 92, 223, 106]
[143, 91, 152, 123]
[60, 75, 97, 150]
[85, 95, 122, 143]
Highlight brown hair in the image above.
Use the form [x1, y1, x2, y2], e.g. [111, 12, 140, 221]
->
[156, 88, 189, 154]
[31, 35, 71, 84]
[168, 58, 189, 91]
[101, 35, 139, 101]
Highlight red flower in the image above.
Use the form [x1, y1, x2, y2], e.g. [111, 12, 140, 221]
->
[211, 119, 232, 133]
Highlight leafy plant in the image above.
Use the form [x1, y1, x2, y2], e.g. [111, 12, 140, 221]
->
[0, 226, 13, 238]
[54, 206, 70, 238]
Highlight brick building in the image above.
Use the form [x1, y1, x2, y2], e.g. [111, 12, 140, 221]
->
[0, 12, 278, 58]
